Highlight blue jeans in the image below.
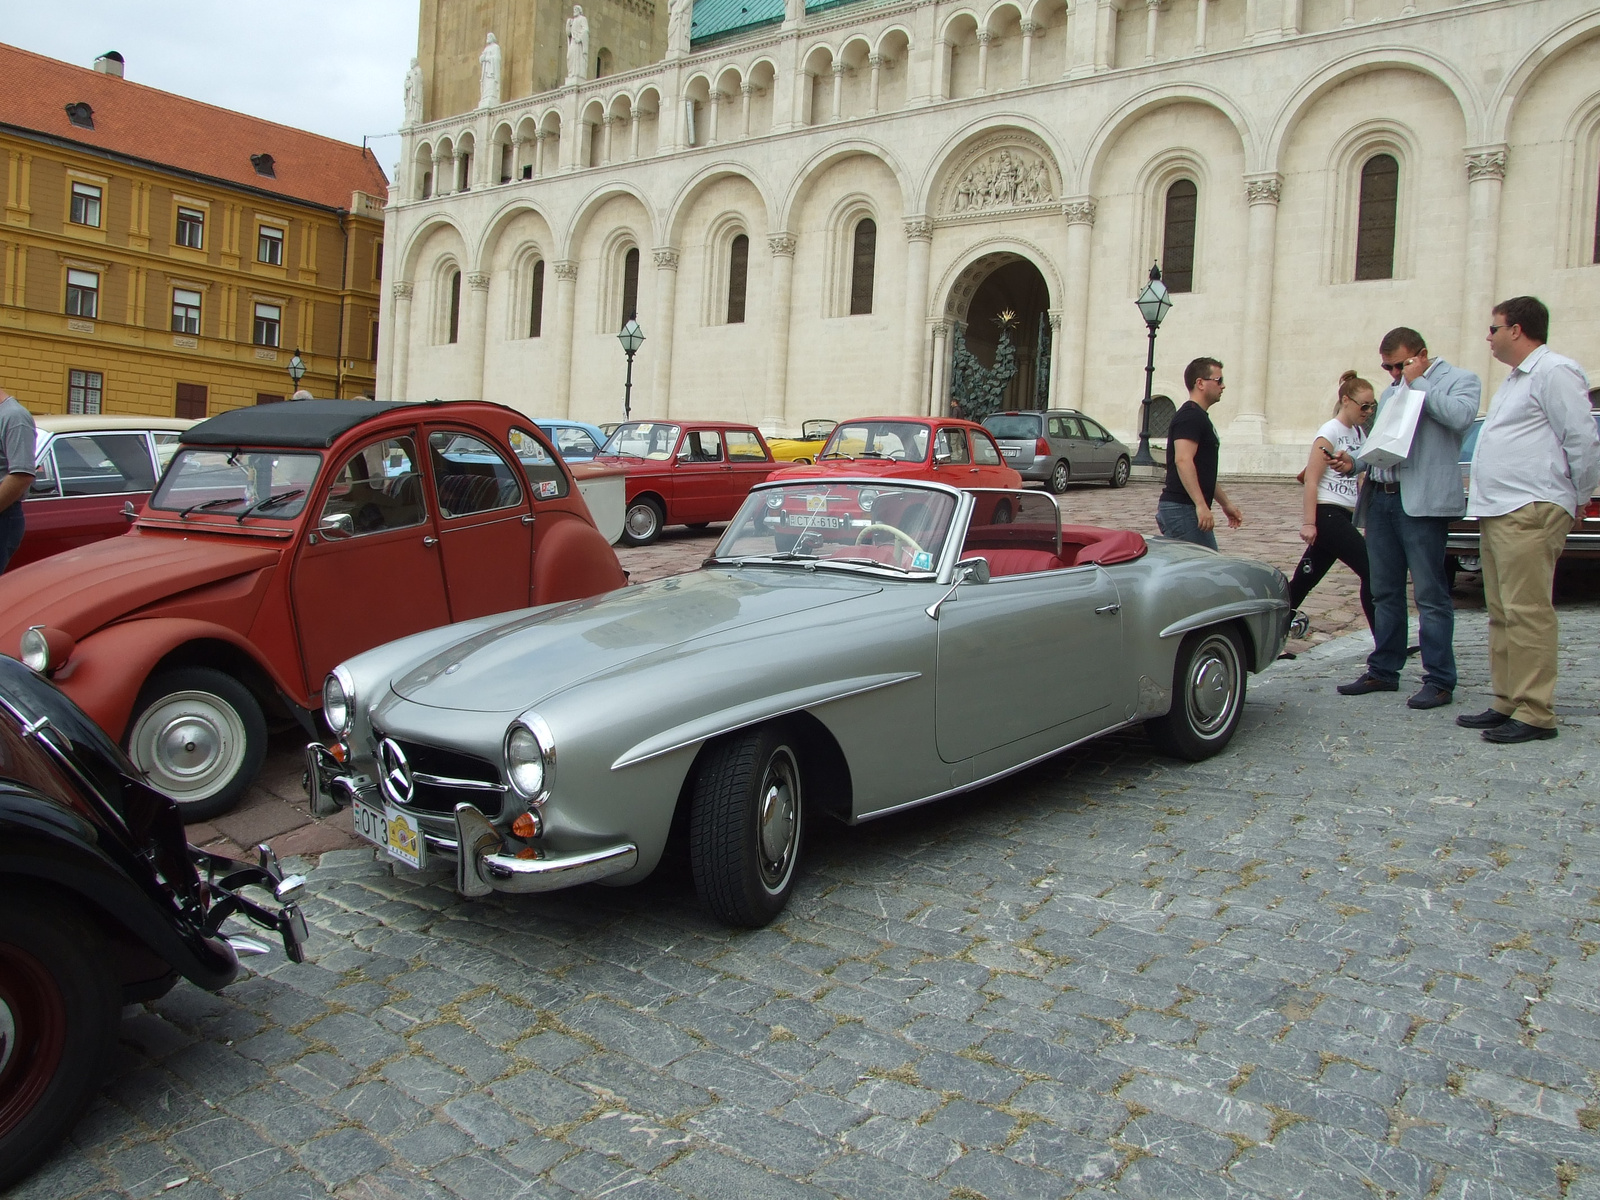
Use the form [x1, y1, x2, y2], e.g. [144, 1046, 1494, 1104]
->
[1156, 499, 1218, 551]
[1364, 488, 1455, 690]
[0, 503, 22, 574]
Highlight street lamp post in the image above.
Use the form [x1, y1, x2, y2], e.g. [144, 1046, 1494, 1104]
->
[616, 319, 646, 422]
[287, 348, 307, 397]
[1131, 264, 1173, 468]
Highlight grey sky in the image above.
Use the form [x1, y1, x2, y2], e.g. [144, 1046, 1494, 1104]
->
[6, 2, 418, 170]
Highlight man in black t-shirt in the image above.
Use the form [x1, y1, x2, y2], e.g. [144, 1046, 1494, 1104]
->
[1155, 357, 1244, 549]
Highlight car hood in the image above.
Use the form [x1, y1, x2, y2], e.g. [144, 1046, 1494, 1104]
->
[0, 533, 280, 649]
[390, 568, 883, 713]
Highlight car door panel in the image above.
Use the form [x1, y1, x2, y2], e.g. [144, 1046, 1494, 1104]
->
[671, 429, 726, 524]
[427, 427, 534, 621]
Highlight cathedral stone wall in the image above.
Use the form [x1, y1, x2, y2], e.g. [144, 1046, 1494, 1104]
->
[384, 0, 1600, 475]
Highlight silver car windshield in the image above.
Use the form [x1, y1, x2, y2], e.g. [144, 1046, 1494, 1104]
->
[819, 420, 930, 463]
[603, 422, 682, 460]
[150, 448, 322, 519]
[712, 482, 957, 575]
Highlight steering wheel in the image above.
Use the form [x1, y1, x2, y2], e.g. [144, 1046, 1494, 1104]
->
[855, 524, 924, 555]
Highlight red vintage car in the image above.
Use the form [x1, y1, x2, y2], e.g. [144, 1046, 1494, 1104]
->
[0, 400, 626, 821]
[595, 420, 783, 545]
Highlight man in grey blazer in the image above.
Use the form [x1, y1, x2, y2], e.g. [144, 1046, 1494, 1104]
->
[1336, 327, 1479, 708]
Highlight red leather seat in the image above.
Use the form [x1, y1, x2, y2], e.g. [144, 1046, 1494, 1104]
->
[1061, 525, 1147, 566]
[966, 548, 1067, 576]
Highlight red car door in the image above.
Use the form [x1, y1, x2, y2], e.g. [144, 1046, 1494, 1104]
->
[969, 428, 1019, 487]
[18, 431, 158, 567]
[723, 429, 776, 518]
[425, 427, 535, 621]
[671, 428, 727, 524]
[930, 425, 973, 484]
[292, 432, 451, 689]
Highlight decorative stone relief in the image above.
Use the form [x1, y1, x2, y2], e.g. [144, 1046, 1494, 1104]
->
[903, 217, 934, 241]
[467, 273, 491, 291]
[1465, 149, 1507, 181]
[653, 247, 681, 269]
[1061, 199, 1097, 226]
[768, 233, 797, 256]
[392, 281, 414, 299]
[1244, 176, 1282, 205]
[946, 148, 1054, 214]
[553, 261, 579, 281]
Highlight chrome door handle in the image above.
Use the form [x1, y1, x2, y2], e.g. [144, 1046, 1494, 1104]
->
[521, 514, 536, 525]
[423, 536, 439, 547]
[1095, 603, 1120, 615]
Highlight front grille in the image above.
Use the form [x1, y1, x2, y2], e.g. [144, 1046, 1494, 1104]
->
[376, 731, 505, 820]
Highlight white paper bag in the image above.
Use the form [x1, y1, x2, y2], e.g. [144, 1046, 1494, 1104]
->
[1356, 385, 1424, 469]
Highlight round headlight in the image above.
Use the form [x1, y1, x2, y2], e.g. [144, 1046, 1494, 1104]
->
[20, 627, 50, 674]
[765, 491, 783, 509]
[506, 719, 553, 800]
[858, 489, 880, 513]
[322, 667, 354, 736]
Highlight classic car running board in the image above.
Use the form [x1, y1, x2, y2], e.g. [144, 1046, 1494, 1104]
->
[454, 803, 637, 896]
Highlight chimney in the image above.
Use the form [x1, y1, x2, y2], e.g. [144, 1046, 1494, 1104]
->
[93, 51, 124, 77]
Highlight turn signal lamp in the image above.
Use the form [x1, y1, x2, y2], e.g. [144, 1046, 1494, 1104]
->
[511, 812, 541, 839]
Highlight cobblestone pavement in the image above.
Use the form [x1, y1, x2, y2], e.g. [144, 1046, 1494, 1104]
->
[18, 584, 1600, 1200]
[187, 480, 1396, 863]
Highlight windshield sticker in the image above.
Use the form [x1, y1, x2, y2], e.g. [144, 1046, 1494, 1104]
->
[538, 480, 559, 498]
[807, 493, 828, 511]
[913, 552, 933, 570]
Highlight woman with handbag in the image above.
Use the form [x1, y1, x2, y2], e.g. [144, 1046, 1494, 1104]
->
[1289, 371, 1376, 632]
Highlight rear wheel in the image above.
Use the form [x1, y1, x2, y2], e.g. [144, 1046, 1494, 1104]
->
[125, 667, 267, 822]
[1048, 461, 1071, 494]
[1145, 627, 1246, 761]
[992, 500, 1014, 524]
[1111, 456, 1131, 488]
[689, 725, 805, 927]
[621, 496, 666, 546]
[0, 893, 120, 1193]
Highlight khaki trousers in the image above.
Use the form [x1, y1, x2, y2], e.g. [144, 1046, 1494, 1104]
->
[1479, 501, 1573, 728]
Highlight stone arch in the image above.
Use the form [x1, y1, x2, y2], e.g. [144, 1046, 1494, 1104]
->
[776, 140, 912, 232]
[633, 86, 663, 158]
[580, 98, 607, 168]
[411, 140, 436, 199]
[935, 240, 1061, 413]
[874, 26, 913, 57]
[1081, 84, 1254, 193]
[935, 236, 1062, 321]
[1263, 49, 1482, 174]
[744, 60, 777, 138]
[1488, 11, 1600, 143]
[711, 65, 746, 142]
[919, 117, 1070, 215]
[874, 28, 913, 113]
[800, 43, 837, 126]
[982, 0, 1025, 35]
[400, 214, 471, 280]
[477, 198, 561, 268]
[488, 121, 516, 185]
[563, 182, 662, 260]
[665, 163, 778, 249]
[940, 12, 982, 101]
[1134, 148, 1212, 293]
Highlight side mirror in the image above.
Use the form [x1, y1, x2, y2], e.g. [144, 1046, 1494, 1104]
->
[956, 557, 991, 585]
[122, 500, 138, 522]
[318, 512, 355, 539]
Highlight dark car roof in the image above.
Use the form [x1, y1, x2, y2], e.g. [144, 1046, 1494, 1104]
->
[182, 400, 414, 449]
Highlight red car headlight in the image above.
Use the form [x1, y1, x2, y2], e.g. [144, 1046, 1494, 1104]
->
[20, 625, 75, 675]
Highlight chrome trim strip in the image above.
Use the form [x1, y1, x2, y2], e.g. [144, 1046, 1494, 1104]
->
[1159, 599, 1288, 639]
[610, 672, 923, 770]
[475, 843, 639, 893]
[850, 717, 1142, 824]
[413, 771, 506, 792]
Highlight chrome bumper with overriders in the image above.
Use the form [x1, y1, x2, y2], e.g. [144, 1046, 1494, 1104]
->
[305, 741, 638, 897]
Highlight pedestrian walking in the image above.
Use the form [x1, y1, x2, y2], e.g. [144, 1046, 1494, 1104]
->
[1335, 328, 1478, 709]
[1457, 297, 1600, 743]
[1290, 371, 1376, 632]
[0, 385, 38, 574]
[1155, 357, 1244, 550]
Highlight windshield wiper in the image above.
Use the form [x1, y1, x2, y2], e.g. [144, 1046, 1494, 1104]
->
[815, 556, 913, 574]
[236, 489, 305, 523]
[179, 496, 246, 519]
[820, 452, 854, 460]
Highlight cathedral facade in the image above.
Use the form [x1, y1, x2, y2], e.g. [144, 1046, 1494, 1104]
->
[379, 0, 1600, 472]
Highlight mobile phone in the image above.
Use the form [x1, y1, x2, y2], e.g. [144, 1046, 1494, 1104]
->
[1321, 446, 1335, 459]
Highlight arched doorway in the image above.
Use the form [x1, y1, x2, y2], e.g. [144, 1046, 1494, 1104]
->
[942, 253, 1052, 418]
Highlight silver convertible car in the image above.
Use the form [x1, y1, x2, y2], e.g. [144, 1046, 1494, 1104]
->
[307, 480, 1291, 926]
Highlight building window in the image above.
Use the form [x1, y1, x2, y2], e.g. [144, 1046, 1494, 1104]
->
[1162, 180, 1198, 294]
[373, 239, 383, 280]
[726, 235, 749, 324]
[1354, 154, 1399, 281]
[67, 369, 103, 414]
[250, 153, 276, 178]
[258, 225, 284, 265]
[458, 154, 471, 191]
[176, 207, 204, 249]
[620, 248, 639, 326]
[253, 303, 281, 347]
[849, 218, 876, 316]
[65, 102, 94, 129]
[70, 182, 102, 227]
[171, 288, 201, 334]
[422, 172, 433, 200]
[529, 259, 545, 337]
[448, 270, 461, 343]
[369, 321, 381, 361]
[65, 269, 99, 318]
[256, 393, 285, 405]
[175, 383, 207, 420]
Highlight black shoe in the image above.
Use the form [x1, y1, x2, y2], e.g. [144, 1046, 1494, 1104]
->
[1337, 674, 1399, 696]
[1482, 719, 1558, 744]
[1456, 708, 1510, 729]
[1407, 685, 1452, 710]
[1406, 645, 1422, 658]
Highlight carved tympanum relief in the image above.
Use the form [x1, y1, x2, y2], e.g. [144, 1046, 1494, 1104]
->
[947, 148, 1055, 214]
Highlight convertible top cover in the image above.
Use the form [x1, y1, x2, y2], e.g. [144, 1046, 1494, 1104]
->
[182, 400, 413, 449]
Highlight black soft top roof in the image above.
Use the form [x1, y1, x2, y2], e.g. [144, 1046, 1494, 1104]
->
[181, 401, 414, 449]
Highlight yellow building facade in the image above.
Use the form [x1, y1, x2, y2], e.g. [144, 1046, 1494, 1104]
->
[1, 43, 389, 418]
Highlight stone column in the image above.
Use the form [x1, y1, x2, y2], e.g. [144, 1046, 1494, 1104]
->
[432, 150, 451, 195]
[1019, 21, 1037, 83]
[933, 39, 951, 100]
[742, 82, 756, 135]
[600, 116, 614, 165]
[1194, 0, 1209, 51]
[1060, 198, 1096, 410]
[1144, 0, 1160, 63]
[765, 234, 797, 425]
[1459, 147, 1507, 393]
[463, 273, 491, 399]
[1233, 174, 1281, 443]
[1341, 0, 1355, 25]
[551, 261, 579, 416]
[929, 321, 951, 416]
[831, 61, 846, 121]
[1281, 0, 1301, 36]
[1046, 310, 1066, 406]
[975, 31, 992, 93]
[1244, 0, 1259, 42]
[512, 135, 530, 180]
[868, 54, 882, 114]
[534, 129, 550, 178]
[902, 218, 934, 412]
[1094, 0, 1116, 71]
[630, 112, 642, 159]
[390, 282, 413, 399]
[708, 91, 724, 144]
[652, 248, 680, 416]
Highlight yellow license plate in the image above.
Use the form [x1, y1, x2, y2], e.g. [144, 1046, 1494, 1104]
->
[385, 806, 425, 870]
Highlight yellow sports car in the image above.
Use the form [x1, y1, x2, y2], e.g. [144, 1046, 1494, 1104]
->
[765, 419, 838, 464]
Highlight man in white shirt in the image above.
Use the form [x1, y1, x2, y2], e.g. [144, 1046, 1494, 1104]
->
[1457, 297, 1600, 743]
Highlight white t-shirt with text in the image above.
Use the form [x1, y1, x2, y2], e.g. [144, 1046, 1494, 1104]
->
[1314, 418, 1364, 509]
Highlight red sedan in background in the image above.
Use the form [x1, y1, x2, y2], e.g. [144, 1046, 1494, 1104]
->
[596, 420, 782, 545]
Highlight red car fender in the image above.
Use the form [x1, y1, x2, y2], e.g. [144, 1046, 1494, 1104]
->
[534, 514, 629, 604]
[48, 618, 289, 744]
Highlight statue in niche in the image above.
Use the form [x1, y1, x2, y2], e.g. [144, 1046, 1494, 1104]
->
[478, 33, 502, 108]
[566, 6, 590, 82]
[402, 57, 424, 127]
[667, 0, 693, 57]
[950, 148, 1053, 212]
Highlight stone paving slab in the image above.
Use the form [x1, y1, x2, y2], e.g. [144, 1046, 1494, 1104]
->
[18, 593, 1600, 1200]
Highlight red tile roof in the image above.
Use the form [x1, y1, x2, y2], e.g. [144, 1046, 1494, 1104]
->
[0, 41, 388, 211]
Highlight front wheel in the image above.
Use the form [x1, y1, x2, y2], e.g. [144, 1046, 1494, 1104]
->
[1144, 627, 1246, 761]
[689, 725, 805, 927]
[1110, 456, 1131, 488]
[0, 893, 121, 1192]
[125, 667, 267, 822]
[1049, 461, 1071, 494]
[621, 496, 666, 546]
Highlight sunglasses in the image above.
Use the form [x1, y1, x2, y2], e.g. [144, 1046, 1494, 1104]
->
[1381, 357, 1417, 373]
[1488, 324, 1507, 335]
[1357, 401, 1377, 412]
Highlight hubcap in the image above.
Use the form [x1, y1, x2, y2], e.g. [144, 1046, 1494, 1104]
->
[0, 994, 14, 1079]
[0, 943, 66, 1141]
[626, 504, 658, 538]
[127, 690, 247, 803]
[757, 748, 800, 891]
[1186, 637, 1239, 736]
